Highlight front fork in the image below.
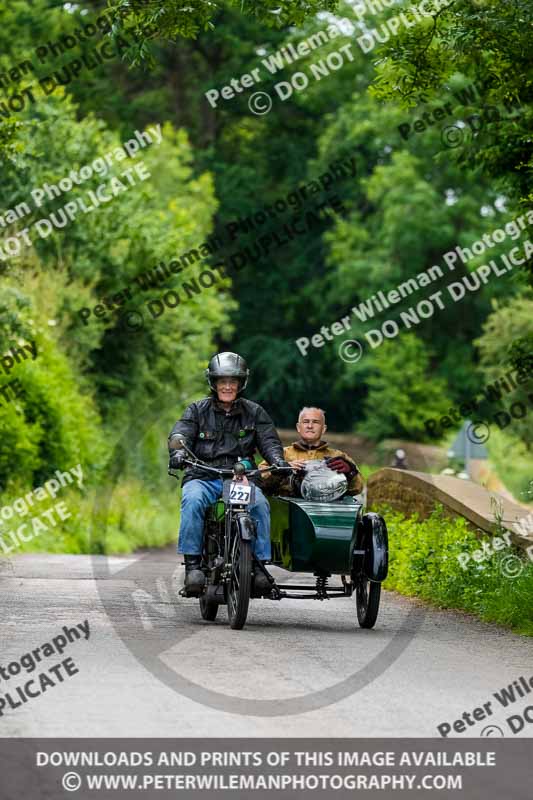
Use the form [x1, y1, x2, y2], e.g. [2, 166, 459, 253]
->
[221, 507, 256, 579]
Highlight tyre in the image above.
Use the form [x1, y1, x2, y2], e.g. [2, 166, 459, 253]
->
[355, 577, 381, 629]
[227, 534, 252, 630]
[199, 593, 218, 621]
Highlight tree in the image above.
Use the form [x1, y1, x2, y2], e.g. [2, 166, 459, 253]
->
[475, 296, 533, 450]
[0, 88, 232, 488]
[369, 0, 533, 254]
[106, 0, 339, 61]
[361, 334, 451, 441]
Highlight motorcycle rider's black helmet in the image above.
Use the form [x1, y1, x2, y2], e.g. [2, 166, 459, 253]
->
[206, 352, 249, 395]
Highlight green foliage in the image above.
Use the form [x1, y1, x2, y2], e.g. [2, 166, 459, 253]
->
[367, 0, 533, 284]
[361, 335, 451, 440]
[381, 504, 533, 635]
[475, 296, 533, 450]
[485, 430, 533, 504]
[0, 283, 105, 492]
[107, 0, 340, 59]
[0, 43, 231, 544]
[11, 0, 523, 440]
[0, 0, 531, 558]
[0, 402, 40, 490]
[0, 88, 231, 469]
[0, 479, 178, 555]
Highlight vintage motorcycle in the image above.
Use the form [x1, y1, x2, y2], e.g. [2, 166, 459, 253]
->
[168, 434, 388, 631]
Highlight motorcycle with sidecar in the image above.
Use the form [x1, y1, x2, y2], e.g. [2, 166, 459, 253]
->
[169, 434, 388, 631]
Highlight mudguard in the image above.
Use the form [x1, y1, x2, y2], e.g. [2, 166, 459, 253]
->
[360, 512, 388, 581]
[236, 513, 257, 541]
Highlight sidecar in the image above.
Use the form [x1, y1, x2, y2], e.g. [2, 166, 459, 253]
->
[268, 494, 388, 628]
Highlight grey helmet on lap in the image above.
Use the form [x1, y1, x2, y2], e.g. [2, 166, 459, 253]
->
[205, 352, 249, 395]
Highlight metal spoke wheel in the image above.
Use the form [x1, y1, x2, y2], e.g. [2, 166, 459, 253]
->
[355, 576, 381, 629]
[227, 534, 252, 630]
[199, 593, 218, 621]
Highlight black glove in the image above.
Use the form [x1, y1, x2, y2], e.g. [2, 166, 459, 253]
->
[272, 458, 291, 470]
[169, 449, 186, 469]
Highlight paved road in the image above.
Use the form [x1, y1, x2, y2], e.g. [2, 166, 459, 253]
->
[1, 547, 532, 738]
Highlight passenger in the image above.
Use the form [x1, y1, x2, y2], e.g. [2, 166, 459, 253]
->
[260, 406, 363, 496]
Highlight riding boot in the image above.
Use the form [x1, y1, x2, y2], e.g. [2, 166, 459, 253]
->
[253, 561, 273, 596]
[183, 555, 206, 593]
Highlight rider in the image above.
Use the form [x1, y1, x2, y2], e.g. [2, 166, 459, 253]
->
[260, 406, 363, 496]
[168, 352, 289, 593]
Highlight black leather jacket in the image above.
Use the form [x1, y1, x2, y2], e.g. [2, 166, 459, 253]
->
[169, 396, 284, 485]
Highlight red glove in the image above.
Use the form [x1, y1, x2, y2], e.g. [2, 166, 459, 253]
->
[326, 457, 354, 476]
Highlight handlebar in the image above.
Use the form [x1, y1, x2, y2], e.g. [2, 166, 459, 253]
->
[168, 458, 294, 480]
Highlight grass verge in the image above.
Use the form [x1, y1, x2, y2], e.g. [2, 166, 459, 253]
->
[0, 478, 178, 556]
[377, 504, 533, 636]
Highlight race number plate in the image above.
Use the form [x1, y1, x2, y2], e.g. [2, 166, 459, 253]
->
[228, 482, 252, 505]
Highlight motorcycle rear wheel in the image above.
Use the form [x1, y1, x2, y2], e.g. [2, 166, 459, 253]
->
[356, 577, 381, 629]
[227, 536, 252, 630]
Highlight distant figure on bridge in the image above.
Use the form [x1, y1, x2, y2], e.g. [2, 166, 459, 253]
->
[392, 448, 408, 469]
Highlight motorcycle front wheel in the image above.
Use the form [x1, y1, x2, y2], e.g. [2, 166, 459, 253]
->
[227, 535, 252, 630]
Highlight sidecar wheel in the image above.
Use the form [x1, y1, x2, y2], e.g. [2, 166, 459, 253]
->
[227, 537, 252, 630]
[199, 594, 219, 621]
[356, 577, 381, 629]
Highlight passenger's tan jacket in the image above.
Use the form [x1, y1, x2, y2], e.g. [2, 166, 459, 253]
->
[259, 440, 364, 496]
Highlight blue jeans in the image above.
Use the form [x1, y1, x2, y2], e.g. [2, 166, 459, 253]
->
[177, 478, 272, 560]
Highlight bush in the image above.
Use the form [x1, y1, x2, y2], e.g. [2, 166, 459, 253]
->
[0, 478, 179, 556]
[0, 287, 106, 493]
[379, 504, 533, 636]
